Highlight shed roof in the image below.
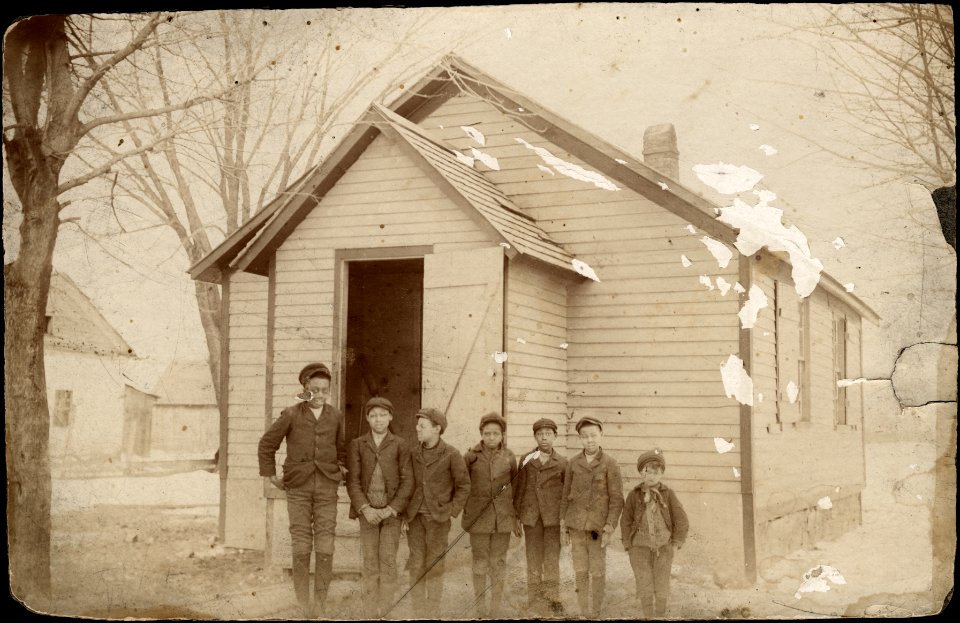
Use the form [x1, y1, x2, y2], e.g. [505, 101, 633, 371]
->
[189, 55, 878, 322]
[45, 272, 136, 357]
[154, 360, 217, 406]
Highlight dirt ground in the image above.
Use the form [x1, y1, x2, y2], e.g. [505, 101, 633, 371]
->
[24, 440, 947, 620]
[45, 505, 274, 619]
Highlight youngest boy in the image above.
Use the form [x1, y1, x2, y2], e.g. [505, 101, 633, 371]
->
[620, 448, 689, 617]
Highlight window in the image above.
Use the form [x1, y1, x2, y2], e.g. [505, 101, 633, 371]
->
[833, 313, 848, 426]
[775, 280, 809, 425]
[53, 390, 73, 427]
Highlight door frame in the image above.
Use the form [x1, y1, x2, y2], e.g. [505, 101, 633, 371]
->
[332, 245, 433, 418]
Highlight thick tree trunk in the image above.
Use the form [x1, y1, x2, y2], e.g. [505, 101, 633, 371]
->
[4, 173, 61, 605]
[194, 280, 223, 407]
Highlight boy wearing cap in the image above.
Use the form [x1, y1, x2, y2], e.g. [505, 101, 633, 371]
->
[513, 417, 567, 616]
[346, 397, 414, 618]
[402, 407, 471, 617]
[560, 415, 624, 616]
[462, 412, 520, 618]
[621, 448, 689, 617]
[258, 362, 346, 617]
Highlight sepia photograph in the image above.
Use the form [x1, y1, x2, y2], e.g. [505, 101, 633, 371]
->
[3, 4, 956, 619]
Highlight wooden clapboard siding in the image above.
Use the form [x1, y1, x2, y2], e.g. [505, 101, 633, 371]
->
[750, 261, 865, 523]
[505, 258, 569, 452]
[269, 132, 491, 416]
[224, 271, 269, 550]
[752, 426, 864, 520]
[423, 95, 745, 497]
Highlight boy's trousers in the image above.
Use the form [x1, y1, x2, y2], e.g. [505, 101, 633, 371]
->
[406, 514, 451, 615]
[286, 472, 339, 555]
[523, 520, 561, 608]
[628, 544, 674, 616]
[469, 532, 511, 614]
[359, 515, 402, 615]
[569, 529, 606, 614]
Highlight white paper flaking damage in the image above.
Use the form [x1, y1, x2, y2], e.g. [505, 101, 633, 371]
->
[757, 392, 763, 403]
[749, 123, 761, 131]
[795, 565, 846, 599]
[737, 284, 768, 329]
[718, 196, 824, 298]
[787, 381, 799, 404]
[515, 337, 527, 344]
[759, 144, 778, 156]
[681, 255, 692, 268]
[461, 126, 485, 146]
[516, 138, 619, 191]
[504, 28, 512, 40]
[559, 342, 569, 350]
[615, 158, 628, 165]
[714, 437, 736, 453]
[715, 277, 732, 296]
[844, 282, 855, 293]
[499, 242, 511, 249]
[572, 258, 600, 282]
[692, 162, 763, 194]
[720, 354, 754, 406]
[699, 275, 714, 290]
[521, 450, 541, 468]
[492, 351, 508, 364]
[733, 282, 746, 294]
[470, 147, 500, 170]
[817, 496, 833, 510]
[700, 236, 733, 268]
[733, 467, 741, 479]
[832, 237, 845, 250]
[658, 181, 669, 190]
[451, 150, 474, 167]
[837, 378, 866, 387]
[537, 164, 555, 176]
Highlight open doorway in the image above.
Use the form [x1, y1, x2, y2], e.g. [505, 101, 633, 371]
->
[342, 258, 423, 447]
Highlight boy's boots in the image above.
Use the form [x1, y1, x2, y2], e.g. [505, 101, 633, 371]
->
[292, 552, 312, 616]
[489, 578, 504, 617]
[574, 572, 590, 615]
[473, 572, 488, 617]
[592, 574, 605, 616]
[314, 554, 334, 615]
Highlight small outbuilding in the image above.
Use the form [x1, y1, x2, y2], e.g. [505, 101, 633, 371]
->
[152, 360, 220, 459]
[191, 56, 878, 581]
[45, 272, 157, 465]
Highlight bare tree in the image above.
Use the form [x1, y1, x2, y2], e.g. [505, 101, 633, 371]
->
[2, 12, 261, 604]
[64, 8, 487, 407]
[800, 4, 955, 188]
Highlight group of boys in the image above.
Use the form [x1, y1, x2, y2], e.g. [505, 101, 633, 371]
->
[259, 362, 688, 619]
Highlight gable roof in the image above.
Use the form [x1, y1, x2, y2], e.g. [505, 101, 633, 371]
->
[154, 360, 217, 406]
[370, 103, 575, 273]
[189, 165, 318, 283]
[190, 55, 878, 322]
[46, 272, 136, 357]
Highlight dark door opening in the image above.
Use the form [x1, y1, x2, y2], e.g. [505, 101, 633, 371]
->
[343, 258, 423, 447]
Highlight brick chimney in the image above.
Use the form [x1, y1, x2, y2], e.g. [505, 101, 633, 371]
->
[643, 124, 679, 182]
